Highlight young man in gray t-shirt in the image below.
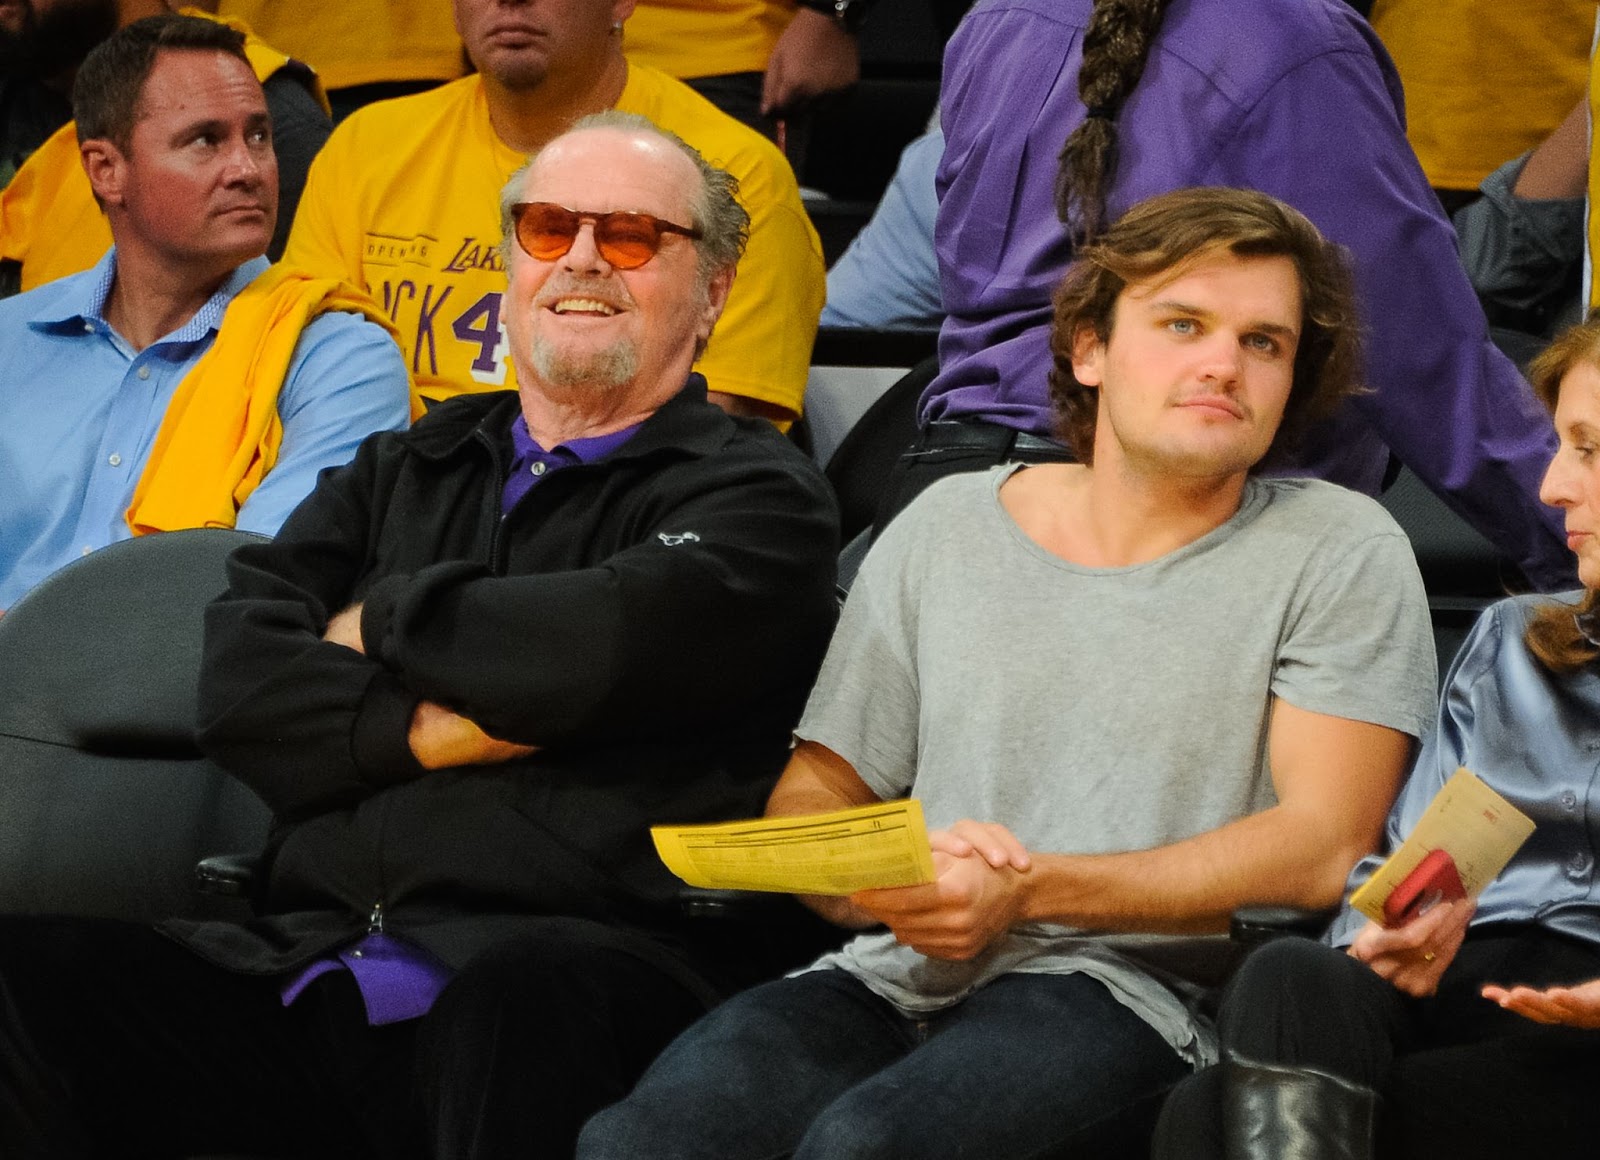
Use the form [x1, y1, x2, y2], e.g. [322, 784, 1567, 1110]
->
[579, 187, 1437, 1160]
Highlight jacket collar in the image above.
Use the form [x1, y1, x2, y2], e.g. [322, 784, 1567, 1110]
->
[401, 373, 737, 466]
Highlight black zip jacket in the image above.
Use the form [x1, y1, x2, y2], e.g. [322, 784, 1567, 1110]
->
[176, 379, 840, 993]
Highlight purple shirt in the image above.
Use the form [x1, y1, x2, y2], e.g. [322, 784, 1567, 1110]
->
[282, 931, 454, 1026]
[930, 0, 1572, 590]
[282, 410, 644, 1026]
[501, 413, 644, 513]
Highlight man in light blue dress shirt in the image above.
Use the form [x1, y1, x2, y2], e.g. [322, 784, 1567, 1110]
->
[0, 14, 410, 610]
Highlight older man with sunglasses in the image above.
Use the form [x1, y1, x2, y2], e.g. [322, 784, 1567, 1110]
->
[0, 113, 839, 1160]
[281, 0, 824, 427]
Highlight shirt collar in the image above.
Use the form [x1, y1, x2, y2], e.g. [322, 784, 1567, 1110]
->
[30, 248, 269, 345]
[507, 411, 644, 466]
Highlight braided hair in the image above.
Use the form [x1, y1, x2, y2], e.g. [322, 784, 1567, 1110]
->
[1055, 0, 1177, 241]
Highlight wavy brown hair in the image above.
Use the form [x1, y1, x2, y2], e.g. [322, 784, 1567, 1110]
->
[1056, 0, 1177, 240]
[1522, 316, 1600, 673]
[1047, 186, 1362, 467]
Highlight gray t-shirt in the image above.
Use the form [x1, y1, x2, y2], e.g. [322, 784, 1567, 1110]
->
[797, 466, 1437, 1064]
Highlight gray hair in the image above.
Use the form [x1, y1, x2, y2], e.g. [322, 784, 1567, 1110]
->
[496, 111, 750, 286]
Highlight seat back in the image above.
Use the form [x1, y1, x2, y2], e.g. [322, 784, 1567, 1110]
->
[1377, 466, 1510, 683]
[0, 529, 271, 921]
[823, 353, 938, 543]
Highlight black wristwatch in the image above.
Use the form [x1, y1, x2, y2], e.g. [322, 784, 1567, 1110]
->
[795, 0, 869, 34]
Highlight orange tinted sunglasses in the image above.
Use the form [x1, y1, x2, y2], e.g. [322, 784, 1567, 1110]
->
[509, 202, 701, 269]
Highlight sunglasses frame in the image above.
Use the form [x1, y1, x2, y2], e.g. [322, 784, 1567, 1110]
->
[509, 202, 702, 270]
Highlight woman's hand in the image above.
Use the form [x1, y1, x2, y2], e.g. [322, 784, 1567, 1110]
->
[1482, 977, 1600, 1028]
[1347, 898, 1475, 997]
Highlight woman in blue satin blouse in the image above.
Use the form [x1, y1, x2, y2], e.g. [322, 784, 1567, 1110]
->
[1152, 316, 1600, 1160]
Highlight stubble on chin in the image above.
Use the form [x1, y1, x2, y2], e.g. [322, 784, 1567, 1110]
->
[529, 335, 638, 393]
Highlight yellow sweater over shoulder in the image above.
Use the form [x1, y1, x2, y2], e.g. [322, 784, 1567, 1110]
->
[127, 263, 414, 536]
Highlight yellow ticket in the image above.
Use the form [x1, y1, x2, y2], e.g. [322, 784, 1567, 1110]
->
[652, 799, 938, 896]
[1350, 767, 1535, 924]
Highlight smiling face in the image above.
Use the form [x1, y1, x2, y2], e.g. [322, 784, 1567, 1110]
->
[1540, 360, 1600, 588]
[83, 48, 277, 285]
[1071, 250, 1302, 488]
[504, 125, 730, 413]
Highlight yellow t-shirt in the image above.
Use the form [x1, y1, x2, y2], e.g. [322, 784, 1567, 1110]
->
[624, 0, 797, 80]
[283, 67, 824, 417]
[215, 0, 465, 90]
[0, 9, 323, 292]
[1371, 0, 1594, 191]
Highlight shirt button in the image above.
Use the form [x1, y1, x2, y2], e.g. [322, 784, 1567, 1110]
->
[1562, 790, 1579, 811]
[82, 321, 94, 333]
[1568, 852, 1591, 876]
[351, 949, 364, 959]
[108, 453, 122, 467]
[81, 546, 93, 557]
[531, 462, 547, 476]
[137, 366, 151, 380]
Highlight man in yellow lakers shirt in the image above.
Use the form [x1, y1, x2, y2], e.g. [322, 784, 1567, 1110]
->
[0, 15, 411, 610]
[284, 0, 825, 424]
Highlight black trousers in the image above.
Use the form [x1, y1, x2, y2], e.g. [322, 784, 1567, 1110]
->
[1153, 928, 1600, 1159]
[0, 915, 709, 1160]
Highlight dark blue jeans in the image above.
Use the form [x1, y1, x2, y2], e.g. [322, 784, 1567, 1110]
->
[578, 967, 1189, 1160]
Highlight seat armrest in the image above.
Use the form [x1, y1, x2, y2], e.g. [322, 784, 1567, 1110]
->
[194, 852, 262, 898]
[677, 887, 775, 920]
[1229, 905, 1337, 949]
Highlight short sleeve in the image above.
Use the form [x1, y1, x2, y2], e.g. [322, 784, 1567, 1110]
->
[794, 517, 925, 799]
[1272, 524, 1437, 740]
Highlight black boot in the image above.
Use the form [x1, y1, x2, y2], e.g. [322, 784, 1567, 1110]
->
[1222, 1055, 1378, 1160]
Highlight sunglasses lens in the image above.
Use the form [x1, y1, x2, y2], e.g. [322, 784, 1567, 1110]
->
[513, 205, 683, 268]
[595, 213, 662, 269]
[516, 204, 579, 260]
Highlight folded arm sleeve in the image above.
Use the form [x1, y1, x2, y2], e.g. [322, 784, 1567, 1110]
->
[199, 437, 428, 820]
[358, 456, 840, 745]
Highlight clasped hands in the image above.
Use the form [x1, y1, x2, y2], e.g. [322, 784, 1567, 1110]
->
[322, 603, 537, 770]
[849, 820, 1034, 962]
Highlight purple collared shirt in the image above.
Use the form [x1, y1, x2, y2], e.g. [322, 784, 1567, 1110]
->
[282, 410, 644, 1026]
[928, 0, 1572, 589]
[501, 412, 644, 513]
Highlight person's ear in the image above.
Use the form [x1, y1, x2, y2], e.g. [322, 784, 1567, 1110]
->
[698, 264, 735, 340]
[1071, 323, 1105, 388]
[80, 139, 129, 210]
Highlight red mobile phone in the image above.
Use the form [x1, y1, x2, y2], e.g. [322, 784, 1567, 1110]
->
[1383, 848, 1466, 927]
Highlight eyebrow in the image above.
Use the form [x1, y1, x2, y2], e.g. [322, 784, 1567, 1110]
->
[168, 112, 271, 142]
[1149, 299, 1300, 339]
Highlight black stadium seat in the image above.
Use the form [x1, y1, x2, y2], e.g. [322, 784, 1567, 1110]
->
[0, 528, 271, 923]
